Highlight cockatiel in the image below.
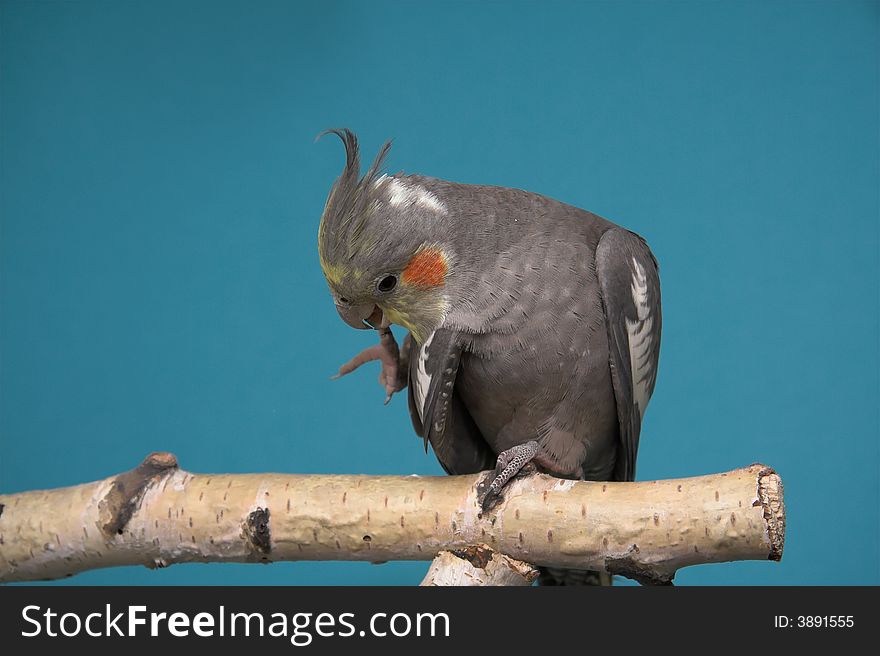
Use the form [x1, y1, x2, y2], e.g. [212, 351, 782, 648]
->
[318, 130, 661, 584]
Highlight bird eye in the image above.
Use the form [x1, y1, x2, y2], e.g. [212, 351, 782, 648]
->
[377, 275, 398, 293]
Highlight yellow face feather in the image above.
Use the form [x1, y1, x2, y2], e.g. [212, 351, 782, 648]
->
[318, 195, 374, 289]
[381, 291, 449, 345]
[382, 305, 412, 332]
[320, 259, 345, 287]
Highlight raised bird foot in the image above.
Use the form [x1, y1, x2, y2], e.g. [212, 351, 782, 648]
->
[477, 440, 542, 512]
[331, 328, 407, 404]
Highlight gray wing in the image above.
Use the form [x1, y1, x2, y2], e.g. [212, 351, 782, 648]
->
[406, 328, 495, 475]
[595, 228, 662, 482]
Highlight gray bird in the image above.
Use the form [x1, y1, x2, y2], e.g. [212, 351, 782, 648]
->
[319, 130, 661, 585]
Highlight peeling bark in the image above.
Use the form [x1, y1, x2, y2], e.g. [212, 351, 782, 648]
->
[98, 452, 179, 537]
[420, 546, 539, 586]
[449, 544, 494, 570]
[0, 454, 785, 584]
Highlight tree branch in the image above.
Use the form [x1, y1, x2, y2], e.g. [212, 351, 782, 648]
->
[0, 453, 784, 584]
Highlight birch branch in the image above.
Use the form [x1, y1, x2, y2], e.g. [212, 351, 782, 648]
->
[0, 453, 784, 584]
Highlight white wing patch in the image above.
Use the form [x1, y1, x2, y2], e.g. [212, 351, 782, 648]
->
[414, 331, 436, 420]
[383, 177, 447, 214]
[626, 257, 654, 418]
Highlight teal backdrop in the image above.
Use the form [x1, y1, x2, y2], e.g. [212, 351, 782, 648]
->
[1, 0, 877, 585]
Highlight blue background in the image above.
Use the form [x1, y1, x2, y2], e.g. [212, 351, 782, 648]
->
[1, 0, 877, 585]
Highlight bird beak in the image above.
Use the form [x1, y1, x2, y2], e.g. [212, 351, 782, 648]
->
[336, 302, 385, 330]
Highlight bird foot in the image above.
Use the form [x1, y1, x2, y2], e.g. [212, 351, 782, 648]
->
[477, 441, 541, 512]
[331, 328, 407, 404]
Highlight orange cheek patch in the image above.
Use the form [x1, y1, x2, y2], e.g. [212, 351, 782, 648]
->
[402, 248, 448, 288]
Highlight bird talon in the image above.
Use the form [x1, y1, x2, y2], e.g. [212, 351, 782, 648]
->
[476, 473, 501, 512]
[477, 441, 541, 511]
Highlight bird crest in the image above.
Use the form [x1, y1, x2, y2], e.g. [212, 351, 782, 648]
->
[317, 129, 391, 280]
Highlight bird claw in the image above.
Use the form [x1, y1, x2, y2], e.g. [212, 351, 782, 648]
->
[477, 441, 540, 512]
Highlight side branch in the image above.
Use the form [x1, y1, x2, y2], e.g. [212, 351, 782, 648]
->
[0, 454, 784, 583]
[420, 546, 539, 586]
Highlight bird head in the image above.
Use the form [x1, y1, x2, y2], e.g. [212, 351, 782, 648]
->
[317, 129, 453, 344]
